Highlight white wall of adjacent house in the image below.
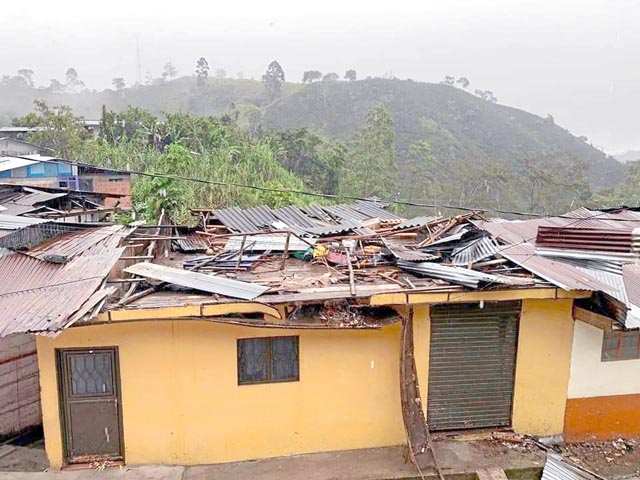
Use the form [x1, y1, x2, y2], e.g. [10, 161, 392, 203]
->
[568, 320, 640, 398]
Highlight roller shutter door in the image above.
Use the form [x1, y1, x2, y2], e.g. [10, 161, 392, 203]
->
[428, 301, 520, 431]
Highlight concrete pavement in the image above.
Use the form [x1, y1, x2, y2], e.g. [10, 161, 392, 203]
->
[0, 443, 546, 480]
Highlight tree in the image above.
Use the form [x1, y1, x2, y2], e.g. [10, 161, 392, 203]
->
[112, 77, 126, 90]
[339, 103, 399, 199]
[322, 72, 340, 82]
[302, 70, 322, 83]
[13, 100, 88, 159]
[195, 57, 209, 86]
[47, 79, 65, 93]
[344, 69, 357, 81]
[161, 62, 178, 83]
[441, 75, 455, 86]
[456, 77, 469, 89]
[215, 68, 227, 79]
[262, 60, 285, 100]
[17, 69, 34, 87]
[274, 128, 346, 195]
[64, 68, 84, 91]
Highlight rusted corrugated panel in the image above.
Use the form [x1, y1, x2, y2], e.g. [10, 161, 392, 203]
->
[536, 226, 633, 253]
[500, 243, 609, 291]
[28, 224, 126, 261]
[0, 227, 126, 336]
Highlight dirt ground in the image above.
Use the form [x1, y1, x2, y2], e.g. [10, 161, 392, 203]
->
[481, 433, 640, 479]
[558, 438, 640, 479]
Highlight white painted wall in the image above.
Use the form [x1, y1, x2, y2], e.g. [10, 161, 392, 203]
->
[568, 320, 640, 398]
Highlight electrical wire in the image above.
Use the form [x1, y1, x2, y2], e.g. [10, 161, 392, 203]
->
[16, 154, 640, 223]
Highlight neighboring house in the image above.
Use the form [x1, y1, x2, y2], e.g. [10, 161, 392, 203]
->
[0, 183, 123, 223]
[1, 201, 640, 469]
[0, 121, 102, 141]
[0, 137, 50, 156]
[0, 154, 131, 208]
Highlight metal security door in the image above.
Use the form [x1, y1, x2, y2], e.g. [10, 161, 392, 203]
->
[58, 348, 123, 464]
[428, 302, 520, 431]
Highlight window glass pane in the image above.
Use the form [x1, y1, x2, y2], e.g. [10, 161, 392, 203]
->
[238, 338, 268, 384]
[620, 332, 639, 359]
[70, 353, 113, 395]
[271, 337, 299, 381]
[602, 330, 619, 360]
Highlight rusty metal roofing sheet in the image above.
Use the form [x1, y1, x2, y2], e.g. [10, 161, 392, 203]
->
[124, 262, 269, 300]
[477, 208, 640, 245]
[536, 226, 634, 253]
[28, 224, 126, 261]
[500, 242, 610, 291]
[0, 226, 126, 336]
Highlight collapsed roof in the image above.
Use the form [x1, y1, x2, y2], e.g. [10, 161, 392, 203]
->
[3, 200, 640, 336]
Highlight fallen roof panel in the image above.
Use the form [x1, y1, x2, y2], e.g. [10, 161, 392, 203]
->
[225, 234, 313, 252]
[500, 242, 610, 291]
[124, 262, 269, 300]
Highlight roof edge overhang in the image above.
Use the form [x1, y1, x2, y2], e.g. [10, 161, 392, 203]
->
[84, 287, 590, 326]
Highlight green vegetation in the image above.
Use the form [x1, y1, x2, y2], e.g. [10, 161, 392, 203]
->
[3, 68, 635, 221]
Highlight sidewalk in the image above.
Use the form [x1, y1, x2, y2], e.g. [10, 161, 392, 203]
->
[0, 442, 546, 480]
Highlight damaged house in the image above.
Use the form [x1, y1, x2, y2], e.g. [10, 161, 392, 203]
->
[1, 199, 640, 470]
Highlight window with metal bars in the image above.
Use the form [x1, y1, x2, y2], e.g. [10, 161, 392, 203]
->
[237, 336, 299, 385]
[602, 330, 640, 361]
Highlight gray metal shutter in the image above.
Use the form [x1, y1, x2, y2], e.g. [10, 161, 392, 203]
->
[428, 301, 520, 431]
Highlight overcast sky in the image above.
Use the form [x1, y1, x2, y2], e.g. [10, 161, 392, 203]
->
[1, 0, 638, 153]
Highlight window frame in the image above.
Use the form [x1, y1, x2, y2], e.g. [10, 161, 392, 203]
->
[237, 336, 299, 385]
[601, 329, 640, 361]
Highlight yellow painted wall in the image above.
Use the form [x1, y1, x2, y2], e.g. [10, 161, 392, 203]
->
[511, 298, 575, 436]
[412, 306, 431, 418]
[37, 321, 406, 469]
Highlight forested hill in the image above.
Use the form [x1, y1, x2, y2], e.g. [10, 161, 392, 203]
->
[264, 79, 623, 189]
[0, 76, 623, 189]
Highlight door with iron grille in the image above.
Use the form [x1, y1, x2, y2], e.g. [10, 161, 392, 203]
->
[57, 348, 123, 463]
[428, 302, 520, 431]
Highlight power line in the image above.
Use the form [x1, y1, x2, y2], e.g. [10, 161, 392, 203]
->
[16, 154, 640, 223]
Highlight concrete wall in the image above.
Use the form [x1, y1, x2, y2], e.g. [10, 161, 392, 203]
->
[37, 321, 406, 469]
[512, 298, 575, 437]
[564, 320, 640, 441]
[36, 296, 580, 468]
[0, 334, 41, 438]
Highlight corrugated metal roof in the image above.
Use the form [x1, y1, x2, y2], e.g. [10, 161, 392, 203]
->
[225, 234, 313, 252]
[383, 239, 439, 262]
[0, 187, 68, 216]
[542, 453, 600, 480]
[451, 236, 500, 265]
[0, 156, 39, 173]
[536, 226, 634, 253]
[500, 242, 610, 291]
[0, 226, 126, 336]
[28, 224, 125, 261]
[397, 260, 534, 289]
[174, 232, 210, 253]
[393, 216, 441, 230]
[476, 208, 640, 245]
[0, 214, 47, 230]
[124, 262, 269, 300]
